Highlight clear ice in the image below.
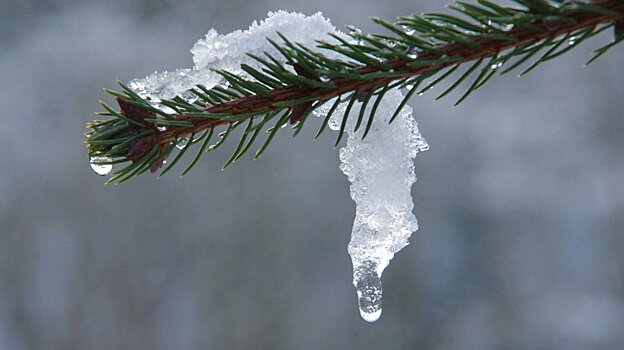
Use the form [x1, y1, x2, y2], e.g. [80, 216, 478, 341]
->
[354, 260, 383, 322]
[124, 11, 427, 322]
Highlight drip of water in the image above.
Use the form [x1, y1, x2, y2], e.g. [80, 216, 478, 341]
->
[487, 20, 513, 32]
[353, 260, 383, 322]
[490, 61, 503, 70]
[402, 26, 415, 36]
[176, 137, 190, 149]
[90, 156, 113, 176]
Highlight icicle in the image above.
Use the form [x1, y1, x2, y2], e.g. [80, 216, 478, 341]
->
[319, 89, 427, 322]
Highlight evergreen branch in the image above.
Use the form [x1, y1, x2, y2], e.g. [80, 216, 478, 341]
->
[86, 0, 624, 183]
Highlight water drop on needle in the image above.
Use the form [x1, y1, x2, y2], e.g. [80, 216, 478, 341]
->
[176, 137, 190, 149]
[90, 156, 113, 176]
[154, 115, 168, 132]
[487, 20, 513, 32]
[402, 26, 415, 36]
[501, 23, 514, 32]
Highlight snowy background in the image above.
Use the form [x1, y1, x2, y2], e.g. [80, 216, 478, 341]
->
[1, 0, 623, 349]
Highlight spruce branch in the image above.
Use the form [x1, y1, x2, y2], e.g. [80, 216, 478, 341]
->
[86, 0, 624, 183]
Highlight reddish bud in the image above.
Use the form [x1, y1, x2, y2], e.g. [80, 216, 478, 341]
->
[290, 102, 312, 124]
[116, 97, 155, 123]
[543, 19, 562, 31]
[150, 159, 164, 174]
[127, 135, 156, 161]
[356, 90, 370, 102]
[293, 63, 316, 80]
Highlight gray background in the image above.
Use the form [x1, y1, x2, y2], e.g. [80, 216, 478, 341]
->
[1, 0, 623, 349]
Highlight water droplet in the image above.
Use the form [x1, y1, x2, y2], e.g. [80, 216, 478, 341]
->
[407, 50, 418, 60]
[387, 41, 396, 48]
[490, 61, 503, 70]
[488, 20, 513, 32]
[153, 115, 168, 132]
[417, 92, 424, 96]
[320, 75, 331, 83]
[568, 36, 576, 45]
[353, 260, 383, 322]
[402, 26, 415, 36]
[90, 156, 113, 176]
[176, 137, 189, 149]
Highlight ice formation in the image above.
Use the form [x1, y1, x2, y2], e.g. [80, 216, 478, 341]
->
[315, 92, 427, 321]
[126, 11, 427, 322]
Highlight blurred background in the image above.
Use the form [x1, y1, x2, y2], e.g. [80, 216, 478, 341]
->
[1, 0, 623, 349]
